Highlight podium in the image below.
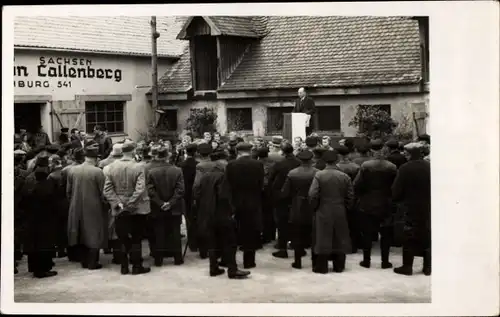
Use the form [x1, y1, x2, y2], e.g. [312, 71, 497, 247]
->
[283, 113, 309, 142]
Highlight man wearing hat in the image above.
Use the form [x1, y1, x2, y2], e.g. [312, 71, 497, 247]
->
[58, 128, 70, 145]
[225, 142, 265, 269]
[305, 136, 319, 152]
[93, 125, 113, 159]
[312, 147, 327, 171]
[103, 140, 151, 275]
[281, 150, 318, 269]
[386, 139, 407, 169]
[47, 155, 70, 258]
[179, 143, 200, 252]
[268, 142, 301, 258]
[353, 139, 398, 270]
[147, 146, 186, 267]
[353, 142, 372, 166]
[66, 143, 107, 270]
[14, 150, 29, 274]
[268, 136, 285, 163]
[98, 143, 123, 169]
[192, 143, 218, 259]
[193, 149, 251, 279]
[255, 146, 276, 245]
[308, 150, 354, 274]
[392, 142, 431, 276]
[20, 155, 59, 278]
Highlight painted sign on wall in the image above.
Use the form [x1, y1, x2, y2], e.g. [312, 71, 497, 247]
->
[14, 56, 123, 89]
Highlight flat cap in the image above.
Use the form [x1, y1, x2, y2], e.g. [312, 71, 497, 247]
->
[14, 149, 26, 156]
[313, 147, 327, 157]
[60, 128, 69, 133]
[271, 136, 283, 145]
[73, 148, 85, 161]
[84, 143, 100, 158]
[236, 142, 253, 152]
[46, 143, 61, 154]
[257, 147, 269, 158]
[335, 145, 350, 156]
[122, 140, 137, 153]
[157, 146, 168, 158]
[404, 142, 423, 151]
[36, 155, 50, 167]
[198, 143, 213, 155]
[297, 150, 313, 161]
[305, 136, 318, 147]
[322, 150, 338, 163]
[370, 139, 384, 150]
[385, 139, 399, 149]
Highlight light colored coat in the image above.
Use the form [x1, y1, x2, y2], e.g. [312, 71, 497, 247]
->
[103, 157, 150, 216]
[309, 166, 354, 255]
[66, 161, 107, 248]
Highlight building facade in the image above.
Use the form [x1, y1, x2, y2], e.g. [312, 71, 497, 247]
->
[153, 16, 430, 138]
[13, 16, 186, 142]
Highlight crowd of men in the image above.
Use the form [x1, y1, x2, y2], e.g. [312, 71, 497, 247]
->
[12, 126, 431, 281]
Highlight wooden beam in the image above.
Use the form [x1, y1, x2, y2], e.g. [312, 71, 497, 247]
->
[216, 37, 222, 89]
[216, 84, 423, 99]
[75, 94, 132, 102]
[14, 95, 52, 103]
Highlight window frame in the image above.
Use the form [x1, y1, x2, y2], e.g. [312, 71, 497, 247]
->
[156, 109, 179, 132]
[226, 107, 253, 132]
[316, 105, 342, 132]
[190, 36, 219, 92]
[84, 100, 126, 135]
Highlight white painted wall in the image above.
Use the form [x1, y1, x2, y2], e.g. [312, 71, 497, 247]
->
[14, 50, 173, 140]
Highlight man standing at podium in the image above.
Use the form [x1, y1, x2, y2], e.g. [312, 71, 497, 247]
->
[293, 87, 316, 136]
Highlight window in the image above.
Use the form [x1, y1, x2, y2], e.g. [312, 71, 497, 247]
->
[227, 108, 252, 131]
[317, 106, 341, 131]
[359, 104, 391, 116]
[157, 109, 178, 131]
[85, 101, 125, 134]
[192, 36, 218, 91]
[267, 107, 294, 133]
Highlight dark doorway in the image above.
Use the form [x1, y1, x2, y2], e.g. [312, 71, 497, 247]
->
[15, 103, 42, 134]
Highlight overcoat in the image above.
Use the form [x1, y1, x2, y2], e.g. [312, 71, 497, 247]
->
[308, 166, 354, 255]
[392, 159, 431, 253]
[225, 156, 265, 233]
[47, 167, 70, 228]
[353, 158, 397, 218]
[147, 161, 185, 218]
[66, 162, 107, 249]
[387, 150, 408, 169]
[21, 175, 57, 255]
[178, 156, 198, 213]
[281, 165, 318, 225]
[268, 154, 301, 204]
[337, 159, 360, 181]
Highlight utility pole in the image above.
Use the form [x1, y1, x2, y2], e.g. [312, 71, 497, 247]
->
[151, 16, 160, 127]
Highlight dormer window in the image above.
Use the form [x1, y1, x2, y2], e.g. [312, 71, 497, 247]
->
[191, 36, 218, 91]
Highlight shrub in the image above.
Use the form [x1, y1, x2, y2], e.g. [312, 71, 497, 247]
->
[186, 107, 218, 138]
[349, 106, 397, 140]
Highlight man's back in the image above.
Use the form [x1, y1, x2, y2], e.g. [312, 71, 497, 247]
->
[226, 156, 264, 195]
[337, 160, 360, 181]
[147, 162, 184, 216]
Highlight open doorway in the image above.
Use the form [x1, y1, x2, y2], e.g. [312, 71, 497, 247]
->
[14, 103, 43, 134]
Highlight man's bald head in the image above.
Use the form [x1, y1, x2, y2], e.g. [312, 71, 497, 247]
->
[298, 87, 306, 98]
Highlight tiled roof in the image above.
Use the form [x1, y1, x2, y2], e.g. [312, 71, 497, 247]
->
[210, 16, 262, 38]
[14, 16, 188, 58]
[158, 16, 422, 93]
[158, 45, 192, 93]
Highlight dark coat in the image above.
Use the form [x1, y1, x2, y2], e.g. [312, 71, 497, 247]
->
[282, 165, 318, 225]
[337, 160, 360, 181]
[387, 150, 408, 169]
[293, 96, 316, 115]
[309, 166, 354, 255]
[313, 158, 327, 171]
[47, 167, 70, 219]
[193, 162, 233, 235]
[14, 167, 29, 245]
[20, 176, 57, 254]
[179, 156, 198, 209]
[258, 157, 277, 188]
[392, 159, 431, 252]
[353, 158, 397, 218]
[147, 162, 185, 217]
[225, 156, 265, 232]
[353, 155, 372, 167]
[268, 154, 301, 204]
[94, 134, 113, 159]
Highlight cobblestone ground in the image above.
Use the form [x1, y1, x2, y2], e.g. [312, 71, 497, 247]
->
[14, 235, 430, 303]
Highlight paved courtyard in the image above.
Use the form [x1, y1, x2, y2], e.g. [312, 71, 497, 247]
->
[14, 238, 430, 303]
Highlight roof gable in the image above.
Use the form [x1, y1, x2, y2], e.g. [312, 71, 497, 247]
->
[14, 16, 188, 58]
[177, 16, 262, 40]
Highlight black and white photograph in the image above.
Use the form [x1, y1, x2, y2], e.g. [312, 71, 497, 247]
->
[2, 2, 498, 316]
